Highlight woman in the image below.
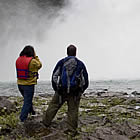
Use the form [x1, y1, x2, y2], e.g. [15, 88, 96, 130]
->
[16, 45, 42, 122]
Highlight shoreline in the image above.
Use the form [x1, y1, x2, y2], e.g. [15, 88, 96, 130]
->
[1, 80, 140, 97]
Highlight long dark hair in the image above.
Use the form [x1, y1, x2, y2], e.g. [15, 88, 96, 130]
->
[20, 45, 35, 57]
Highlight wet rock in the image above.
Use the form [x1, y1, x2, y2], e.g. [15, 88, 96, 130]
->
[95, 91, 127, 97]
[102, 135, 129, 140]
[0, 96, 16, 115]
[1, 94, 140, 140]
[127, 87, 133, 90]
[84, 92, 96, 97]
[103, 89, 108, 92]
[0, 127, 12, 135]
[79, 116, 102, 125]
[122, 92, 128, 95]
[41, 131, 67, 140]
[81, 136, 99, 140]
[131, 91, 140, 96]
[97, 91, 106, 96]
[38, 93, 53, 98]
[93, 127, 129, 140]
[112, 121, 140, 139]
[108, 105, 127, 113]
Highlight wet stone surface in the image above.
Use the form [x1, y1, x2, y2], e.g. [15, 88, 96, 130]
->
[0, 91, 140, 140]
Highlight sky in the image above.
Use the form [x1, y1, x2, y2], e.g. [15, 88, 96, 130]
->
[1, 0, 140, 82]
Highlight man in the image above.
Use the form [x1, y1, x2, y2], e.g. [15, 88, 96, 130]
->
[43, 44, 89, 135]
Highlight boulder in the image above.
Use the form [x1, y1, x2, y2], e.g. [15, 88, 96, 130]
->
[131, 91, 140, 96]
[0, 96, 16, 115]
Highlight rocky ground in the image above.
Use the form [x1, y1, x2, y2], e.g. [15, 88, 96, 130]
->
[0, 91, 140, 140]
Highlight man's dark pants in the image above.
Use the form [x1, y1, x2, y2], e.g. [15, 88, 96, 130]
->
[43, 91, 81, 133]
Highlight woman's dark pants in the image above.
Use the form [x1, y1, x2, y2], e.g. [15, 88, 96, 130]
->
[18, 85, 34, 122]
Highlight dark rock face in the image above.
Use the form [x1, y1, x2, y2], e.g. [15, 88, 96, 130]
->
[1, 93, 140, 140]
[131, 91, 140, 95]
[0, 96, 16, 115]
[93, 127, 129, 140]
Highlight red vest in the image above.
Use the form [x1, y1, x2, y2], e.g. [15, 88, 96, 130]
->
[16, 56, 32, 79]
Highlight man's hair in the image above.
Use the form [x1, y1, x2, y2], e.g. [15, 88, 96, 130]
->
[67, 44, 77, 56]
[20, 45, 35, 57]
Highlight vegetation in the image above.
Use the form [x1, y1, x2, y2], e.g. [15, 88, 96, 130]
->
[0, 95, 140, 139]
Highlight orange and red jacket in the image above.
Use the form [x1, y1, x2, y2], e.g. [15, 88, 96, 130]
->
[16, 56, 33, 79]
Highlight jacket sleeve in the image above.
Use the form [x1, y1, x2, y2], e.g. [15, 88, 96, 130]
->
[81, 62, 89, 92]
[51, 59, 63, 91]
[31, 56, 42, 71]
